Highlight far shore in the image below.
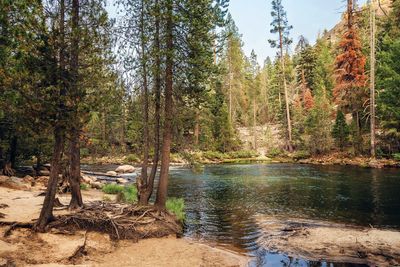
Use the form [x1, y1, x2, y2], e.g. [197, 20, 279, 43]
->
[79, 152, 399, 170]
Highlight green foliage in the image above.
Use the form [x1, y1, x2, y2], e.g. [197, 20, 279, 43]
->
[203, 151, 227, 160]
[102, 184, 137, 204]
[116, 185, 138, 204]
[228, 150, 259, 159]
[332, 111, 350, 150]
[267, 147, 284, 158]
[102, 184, 125, 195]
[80, 184, 90, 191]
[166, 198, 185, 222]
[304, 98, 333, 154]
[393, 153, 400, 161]
[292, 150, 311, 160]
[125, 154, 140, 163]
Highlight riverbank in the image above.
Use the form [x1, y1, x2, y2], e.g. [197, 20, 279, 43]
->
[256, 216, 400, 266]
[0, 185, 248, 266]
[81, 151, 400, 170]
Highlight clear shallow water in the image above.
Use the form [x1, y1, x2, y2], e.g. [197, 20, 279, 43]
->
[166, 163, 400, 266]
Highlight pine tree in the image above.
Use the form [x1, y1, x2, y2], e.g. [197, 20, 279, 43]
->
[332, 111, 350, 150]
[333, 0, 367, 154]
[268, 0, 294, 152]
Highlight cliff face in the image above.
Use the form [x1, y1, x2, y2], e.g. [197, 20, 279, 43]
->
[323, 0, 392, 44]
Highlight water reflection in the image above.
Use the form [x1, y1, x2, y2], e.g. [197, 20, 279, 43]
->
[167, 164, 400, 265]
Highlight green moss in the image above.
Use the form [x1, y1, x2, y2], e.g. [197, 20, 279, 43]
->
[166, 197, 185, 222]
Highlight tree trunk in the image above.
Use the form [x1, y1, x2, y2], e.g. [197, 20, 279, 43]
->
[139, 0, 162, 205]
[278, 17, 293, 152]
[68, 0, 82, 209]
[155, 0, 173, 210]
[194, 110, 200, 147]
[253, 98, 257, 150]
[36, 0, 67, 230]
[9, 136, 17, 169]
[370, 0, 376, 158]
[138, 0, 150, 206]
[35, 128, 64, 231]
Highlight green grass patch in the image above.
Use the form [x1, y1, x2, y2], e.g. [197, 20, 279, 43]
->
[393, 153, 400, 161]
[116, 185, 138, 204]
[80, 183, 90, 191]
[166, 197, 185, 222]
[203, 151, 227, 160]
[102, 184, 125, 194]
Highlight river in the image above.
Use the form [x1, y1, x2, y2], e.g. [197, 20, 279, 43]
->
[85, 163, 400, 266]
[167, 163, 400, 266]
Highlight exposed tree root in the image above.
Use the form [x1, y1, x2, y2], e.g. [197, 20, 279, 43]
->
[2, 222, 34, 237]
[48, 201, 182, 241]
[68, 231, 88, 263]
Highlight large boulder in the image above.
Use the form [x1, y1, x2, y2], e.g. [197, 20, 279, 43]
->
[115, 165, 135, 174]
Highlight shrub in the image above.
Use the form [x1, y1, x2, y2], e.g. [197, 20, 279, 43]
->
[166, 198, 185, 222]
[202, 151, 227, 160]
[125, 154, 140, 163]
[102, 184, 125, 194]
[393, 153, 400, 161]
[292, 150, 311, 160]
[80, 183, 90, 191]
[267, 147, 283, 158]
[228, 150, 259, 159]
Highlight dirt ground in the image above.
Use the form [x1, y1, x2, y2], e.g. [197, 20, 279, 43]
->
[0, 185, 248, 267]
[256, 215, 400, 266]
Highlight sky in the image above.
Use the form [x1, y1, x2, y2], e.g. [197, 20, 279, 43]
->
[229, 0, 367, 64]
[105, 0, 368, 65]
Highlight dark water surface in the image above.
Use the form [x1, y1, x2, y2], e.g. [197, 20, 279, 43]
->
[165, 163, 400, 266]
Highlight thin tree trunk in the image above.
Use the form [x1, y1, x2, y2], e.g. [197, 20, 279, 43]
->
[155, 0, 173, 210]
[9, 136, 17, 169]
[144, 0, 162, 204]
[370, 0, 376, 158]
[228, 41, 233, 124]
[253, 97, 257, 150]
[194, 110, 200, 147]
[36, 0, 67, 230]
[139, 0, 150, 205]
[68, 0, 82, 209]
[279, 32, 293, 152]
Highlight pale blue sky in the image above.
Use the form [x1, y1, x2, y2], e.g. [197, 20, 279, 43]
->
[106, 0, 368, 64]
[229, 0, 367, 64]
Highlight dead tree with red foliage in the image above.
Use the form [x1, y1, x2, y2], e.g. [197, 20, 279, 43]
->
[333, 0, 368, 153]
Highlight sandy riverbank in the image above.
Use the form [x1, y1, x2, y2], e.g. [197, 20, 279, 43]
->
[0, 186, 248, 267]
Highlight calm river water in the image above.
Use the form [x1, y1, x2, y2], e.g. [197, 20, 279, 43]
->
[166, 163, 400, 267]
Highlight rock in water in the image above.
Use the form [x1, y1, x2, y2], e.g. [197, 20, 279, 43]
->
[115, 165, 135, 174]
[106, 171, 118, 177]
